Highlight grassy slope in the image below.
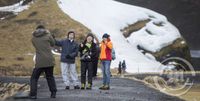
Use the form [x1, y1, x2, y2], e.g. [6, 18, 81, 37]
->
[179, 84, 200, 101]
[0, 0, 89, 76]
[0, 0, 21, 6]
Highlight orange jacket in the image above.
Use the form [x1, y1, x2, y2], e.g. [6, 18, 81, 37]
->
[100, 39, 113, 60]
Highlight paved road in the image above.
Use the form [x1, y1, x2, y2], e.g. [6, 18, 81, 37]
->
[1, 77, 184, 101]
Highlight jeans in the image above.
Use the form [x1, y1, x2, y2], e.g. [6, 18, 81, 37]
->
[101, 60, 111, 85]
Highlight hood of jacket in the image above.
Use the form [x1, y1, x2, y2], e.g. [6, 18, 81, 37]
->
[33, 28, 49, 37]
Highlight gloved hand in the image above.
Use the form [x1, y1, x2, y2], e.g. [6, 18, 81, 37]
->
[52, 34, 55, 38]
[65, 55, 72, 59]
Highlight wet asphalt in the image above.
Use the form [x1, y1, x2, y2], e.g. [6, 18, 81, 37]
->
[1, 77, 184, 101]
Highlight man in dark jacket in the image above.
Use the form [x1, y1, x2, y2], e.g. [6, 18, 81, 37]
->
[30, 25, 57, 99]
[122, 60, 126, 74]
[55, 30, 80, 89]
[93, 39, 100, 78]
[118, 61, 122, 75]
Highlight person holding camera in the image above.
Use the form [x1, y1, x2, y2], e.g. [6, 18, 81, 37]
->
[79, 33, 97, 90]
[30, 25, 57, 99]
[99, 33, 113, 90]
[55, 30, 80, 90]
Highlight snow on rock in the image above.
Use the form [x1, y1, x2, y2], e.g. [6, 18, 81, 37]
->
[0, 0, 30, 13]
[128, 21, 181, 52]
[57, 0, 181, 73]
[145, 53, 156, 60]
[0, 17, 5, 20]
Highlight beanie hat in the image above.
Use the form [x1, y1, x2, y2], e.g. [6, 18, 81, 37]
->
[102, 33, 110, 38]
[87, 33, 94, 38]
[36, 25, 45, 29]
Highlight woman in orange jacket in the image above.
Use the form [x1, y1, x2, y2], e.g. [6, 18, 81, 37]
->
[99, 33, 113, 90]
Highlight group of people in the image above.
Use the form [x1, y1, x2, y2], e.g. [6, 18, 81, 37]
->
[29, 25, 114, 99]
[118, 60, 127, 75]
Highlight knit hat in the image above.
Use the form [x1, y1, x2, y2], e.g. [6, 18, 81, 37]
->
[36, 25, 45, 29]
[87, 33, 94, 38]
[102, 33, 110, 38]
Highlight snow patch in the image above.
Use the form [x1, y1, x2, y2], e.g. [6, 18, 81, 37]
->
[0, 0, 30, 13]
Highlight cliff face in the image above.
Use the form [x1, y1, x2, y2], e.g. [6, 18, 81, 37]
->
[115, 0, 200, 50]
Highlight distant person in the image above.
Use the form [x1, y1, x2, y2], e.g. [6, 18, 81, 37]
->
[30, 25, 57, 99]
[110, 47, 116, 77]
[99, 33, 113, 90]
[122, 60, 127, 74]
[55, 30, 80, 90]
[79, 33, 97, 89]
[93, 36, 100, 78]
[92, 44, 100, 78]
[118, 61, 122, 75]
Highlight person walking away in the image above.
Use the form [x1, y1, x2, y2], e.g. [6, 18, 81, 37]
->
[122, 60, 127, 74]
[118, 61, 122, 75]
[79, 33, 97, 90]
[99, 33, 113, 90]
[30, 25, 57, 99]
[55, 30, 80, 90]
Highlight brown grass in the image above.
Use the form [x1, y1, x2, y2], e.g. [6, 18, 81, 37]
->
[142, 76, 200, 101]
[0, 0, 21, 6]
[121, 19, 150, 38]
[0, 0, 90, 76]
[0, 82, 30, 100]
[181, 84, 200, 101]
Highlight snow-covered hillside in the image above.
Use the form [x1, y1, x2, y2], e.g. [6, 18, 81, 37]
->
[0, 0, 29, 13]
[57, 0, 182, 73]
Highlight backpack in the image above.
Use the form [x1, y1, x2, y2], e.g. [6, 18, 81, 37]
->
[112, 48, 116, 60]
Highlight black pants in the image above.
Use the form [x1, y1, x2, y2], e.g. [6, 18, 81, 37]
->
[81, 61, 93, 85]
[93, 58, 99, 77]
[30, 66, 57, 96]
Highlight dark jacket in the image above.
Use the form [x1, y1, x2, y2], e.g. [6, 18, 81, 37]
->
[122, 61, 126, 70]
[55, 39, 78, 63]
[79, 42, 97, 62]
[32, 28, 55, 68]
[95, 44, 100, 59]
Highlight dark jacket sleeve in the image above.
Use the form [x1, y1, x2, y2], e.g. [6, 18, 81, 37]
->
[95, 45, 100, 58]
[49, 35, 55, 47]
[55, 39, 64, 46]
[90, 43, 97, 59]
